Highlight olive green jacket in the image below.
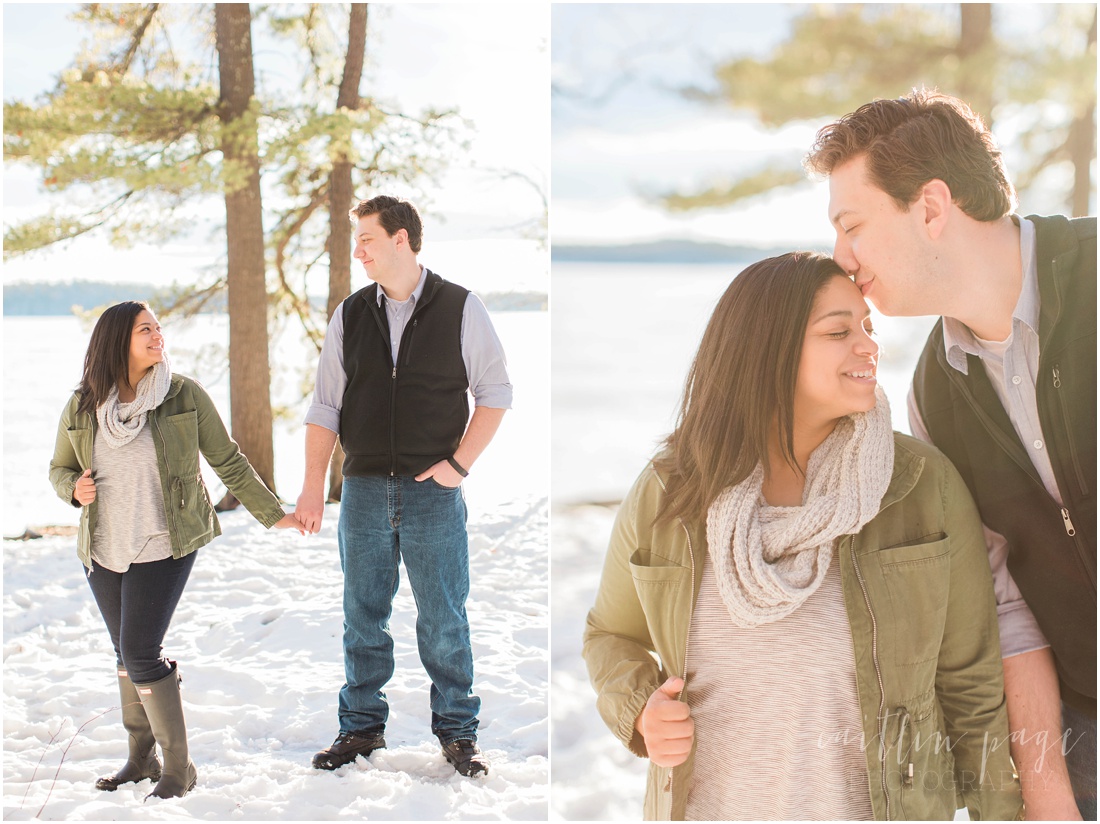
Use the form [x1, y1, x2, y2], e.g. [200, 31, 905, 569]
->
[583, 433, 1022, 821]
[49, 374, 285, 569]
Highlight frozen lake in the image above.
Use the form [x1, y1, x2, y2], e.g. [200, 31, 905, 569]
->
[3, 309, 548, 536]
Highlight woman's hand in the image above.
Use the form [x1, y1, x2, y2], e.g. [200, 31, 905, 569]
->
[635, 676, 694, 767]
[73, 469, 96, 507]
[274, 512, 307, 536]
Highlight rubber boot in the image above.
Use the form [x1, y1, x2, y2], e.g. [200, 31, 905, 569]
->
[95, 667, 162, 791]
[135, 662, 197, 800]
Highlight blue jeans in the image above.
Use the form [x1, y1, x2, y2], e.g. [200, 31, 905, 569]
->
[85, 552, 197, 683]
[337, 475, 479, 743]
[1064, 702, 1097, 820]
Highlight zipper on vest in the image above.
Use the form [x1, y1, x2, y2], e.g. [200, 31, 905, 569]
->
[1052, 365, 1089, 497]
[388, 291, 434, 476]
[850, 535, 891, 819]
[389, 363, 397, 476]
[1061, 508, 1076, 536]
[404, 319, 418, 366]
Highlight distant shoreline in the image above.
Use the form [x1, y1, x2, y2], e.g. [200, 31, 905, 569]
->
[552, 239, 830, 264]
[3, 282, 546, 315]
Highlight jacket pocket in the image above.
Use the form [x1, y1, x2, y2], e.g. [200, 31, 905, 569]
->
[880, 537, 950, 666]
[169, 473, 216, 548]
[629, 548, 688, 585]
[66, 425, 92, 469]
[879, 533, 947, 562]
[163, 409, 200, 476]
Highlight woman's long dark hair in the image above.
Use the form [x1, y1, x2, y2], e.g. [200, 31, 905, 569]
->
[76, 301, 151, 417]
[653, 252, 847, 525]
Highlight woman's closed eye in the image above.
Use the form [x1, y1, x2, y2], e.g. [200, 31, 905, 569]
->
[827, 323, 874, 340]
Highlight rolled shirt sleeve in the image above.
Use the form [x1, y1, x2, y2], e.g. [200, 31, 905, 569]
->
[907, 384, 1050, 658]
[303, 301, 346, 434]
[461, 292, 513, 409]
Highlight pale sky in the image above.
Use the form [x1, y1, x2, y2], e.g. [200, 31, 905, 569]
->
[551, 3, 1093, 248]
[2, 4, 1091, 276]
[2, 4, 549, 290]
[552, 3, 832, 248]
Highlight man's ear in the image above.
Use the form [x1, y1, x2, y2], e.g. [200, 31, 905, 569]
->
[394, 227, 409, 249]
[919, 179, 952, 240]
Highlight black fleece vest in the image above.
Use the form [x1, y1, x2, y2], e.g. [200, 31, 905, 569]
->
[912, 215, 1096, 716]
[339, 270, 470, 477]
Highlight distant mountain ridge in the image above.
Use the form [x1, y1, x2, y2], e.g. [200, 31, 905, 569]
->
[3, 281, 546, 316]
[552, 239, 828, 264]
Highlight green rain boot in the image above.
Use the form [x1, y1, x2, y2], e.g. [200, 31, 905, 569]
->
[135, 663, 197, 799]
[95, 667, 162, 791]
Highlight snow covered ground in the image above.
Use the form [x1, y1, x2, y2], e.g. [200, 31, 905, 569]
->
[3, 309, 548, 820]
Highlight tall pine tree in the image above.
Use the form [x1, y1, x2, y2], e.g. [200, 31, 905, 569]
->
[661, 4, 1095, 216]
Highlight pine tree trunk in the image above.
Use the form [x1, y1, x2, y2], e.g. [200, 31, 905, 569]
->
[957, 4, 994, 129]
[325, 3, 368, 503]
[215, 3, 277, 505]
[1067, 8, 1096, 217]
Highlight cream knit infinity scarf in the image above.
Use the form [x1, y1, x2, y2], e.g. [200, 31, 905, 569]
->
[96, 355, 173, 449]
[706, 385, 894, 627]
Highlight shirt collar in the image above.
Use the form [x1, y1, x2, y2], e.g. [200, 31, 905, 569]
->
[942, 216, 1039, 374]
[376, 265, 428, 307]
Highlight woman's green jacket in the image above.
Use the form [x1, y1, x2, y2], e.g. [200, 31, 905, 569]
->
[583, 433, 1023, 821]
[49, 374, 286, 569]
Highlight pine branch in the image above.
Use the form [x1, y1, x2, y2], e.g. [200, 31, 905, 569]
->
[113, 4, 160, 75]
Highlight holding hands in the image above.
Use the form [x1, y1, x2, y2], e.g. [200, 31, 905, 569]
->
[295, 489, 325, 535]
[77, 464, 308, 535]
[274, 512, 308, 535]
[636, 676, 694, 767]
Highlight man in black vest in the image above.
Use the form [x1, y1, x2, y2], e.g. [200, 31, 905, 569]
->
[806, 90, 1095, 820]
[295, 195, 512, 777]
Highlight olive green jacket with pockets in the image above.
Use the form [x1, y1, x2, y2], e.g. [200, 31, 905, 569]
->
[583, 433, 1022, 821]
[49, 374, 286, 569]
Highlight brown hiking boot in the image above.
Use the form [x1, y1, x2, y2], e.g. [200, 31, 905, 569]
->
[311, 731, 386, 770]
[440, 738, 489, 777]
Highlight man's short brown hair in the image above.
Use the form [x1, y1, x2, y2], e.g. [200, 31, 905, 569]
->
[350, 195, 423, 253]
[805, 89, 1016, 221]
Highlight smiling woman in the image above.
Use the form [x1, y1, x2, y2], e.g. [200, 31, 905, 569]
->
[48, 300, 306, 801]
[582, 252, 1022, 821]
[795, 275, 879, 439]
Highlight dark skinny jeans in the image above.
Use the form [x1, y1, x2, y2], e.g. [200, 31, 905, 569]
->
[85, 551, 197, 684]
